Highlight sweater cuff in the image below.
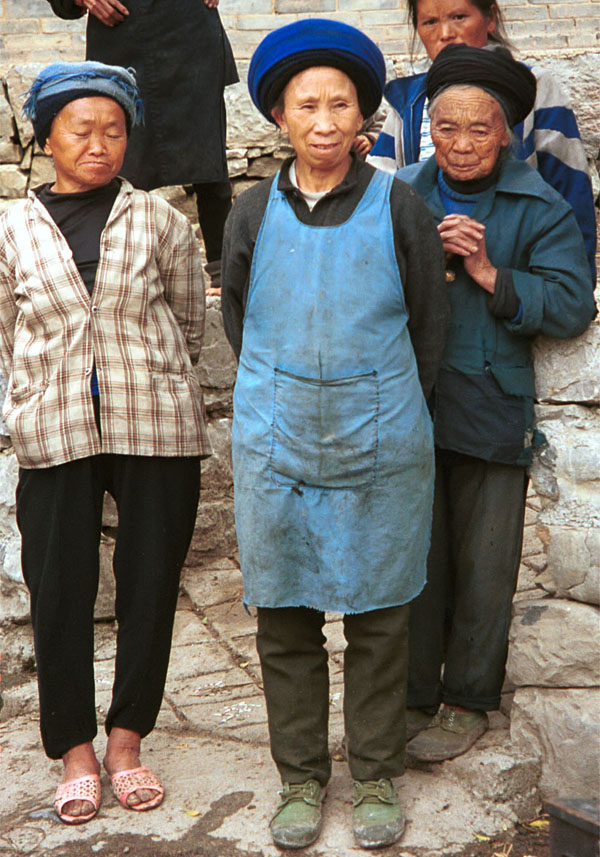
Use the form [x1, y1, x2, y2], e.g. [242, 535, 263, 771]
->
[487, 268, 520, 320]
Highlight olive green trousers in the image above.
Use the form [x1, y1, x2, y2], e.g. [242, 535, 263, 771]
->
[256, 604, 409, 786]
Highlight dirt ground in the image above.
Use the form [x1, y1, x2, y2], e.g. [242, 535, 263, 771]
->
[457, 815, 550, 857]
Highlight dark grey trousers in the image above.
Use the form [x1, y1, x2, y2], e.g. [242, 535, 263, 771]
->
[408, 449, 528, 712]
[256, 604, 409, 786]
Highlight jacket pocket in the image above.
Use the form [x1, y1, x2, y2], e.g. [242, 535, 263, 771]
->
[269, 367, 379, 489]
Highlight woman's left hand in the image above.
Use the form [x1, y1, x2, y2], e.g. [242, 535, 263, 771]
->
[204, 0, 219, 7]
[438, 214, 497, 294]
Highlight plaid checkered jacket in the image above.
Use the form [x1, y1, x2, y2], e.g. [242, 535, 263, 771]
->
[0, 179, 211, 468]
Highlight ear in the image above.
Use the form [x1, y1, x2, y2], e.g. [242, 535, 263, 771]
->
[487, 4, 498, 36]
[43, 140, 53, 157]
[271, 105, 288, 134]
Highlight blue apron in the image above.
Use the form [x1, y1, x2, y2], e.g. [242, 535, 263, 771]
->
[232, 169, 434, 613]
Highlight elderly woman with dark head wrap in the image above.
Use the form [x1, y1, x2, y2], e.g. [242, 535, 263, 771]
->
[367, 0, 597, 281]
[0, 62, 209, 822]
[395, 44, 596, 762]
[222, 18, 450, 850]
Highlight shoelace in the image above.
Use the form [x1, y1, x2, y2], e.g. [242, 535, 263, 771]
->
[353, 779, 395, 806]
[277, 781, 321, 809]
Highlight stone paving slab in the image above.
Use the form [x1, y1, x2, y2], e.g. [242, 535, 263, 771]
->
[0, 548, 545, 856]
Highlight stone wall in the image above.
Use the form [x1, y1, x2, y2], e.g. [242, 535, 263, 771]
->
[506, 325, 600, 800]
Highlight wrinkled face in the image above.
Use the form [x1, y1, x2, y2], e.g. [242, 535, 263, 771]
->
[417, 0, 496, 59]
[44, 96, 127, 193]
[430, 86, 510, 181]
[271, 67, 363, 176]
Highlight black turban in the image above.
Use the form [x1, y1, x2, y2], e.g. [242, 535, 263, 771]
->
[425, 44, 536, 127]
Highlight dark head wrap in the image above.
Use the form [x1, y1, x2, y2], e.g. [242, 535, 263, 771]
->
[22, 61, 144, 147]
[248, 19, 386, 123]
[425, 44, 536, 127]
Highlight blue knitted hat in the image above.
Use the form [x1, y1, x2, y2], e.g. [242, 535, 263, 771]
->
[22, 61, 144, 146]
[248, 19, 386, 123]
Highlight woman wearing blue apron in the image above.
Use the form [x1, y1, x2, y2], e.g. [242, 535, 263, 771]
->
[221, 19, 449, 850]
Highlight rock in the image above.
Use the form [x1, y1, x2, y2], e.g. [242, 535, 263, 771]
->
[531, 404, 600, 527]
[201, 419, 233, 495]
[196, 302, 238, 391]
[510, 687, 600, 800]
[507, 597, 600, 687]
[4, 64, 43, 150]
[0, 579, 30, 624]
[1, 621, 35, 676]
[543, 525, 600, 605]
[189, 499, 237, 558]
[227, 157, 248, 178]
[247, 155, 286, 178]
[533, 322, 600, 405]
[225, 78, 281, 150]
[0, 450, 22, 584]
[95, 534, 116, 622]
[0, 139, 22, 164]
[0, 164, 27, 198]
[444, 744, 541, 822]
[28, 154, 55, 186]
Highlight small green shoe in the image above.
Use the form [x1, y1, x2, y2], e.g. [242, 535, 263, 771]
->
[270, 779, 325, 849]
[352, 778, 405, 849]
[406, 704, 488, 762]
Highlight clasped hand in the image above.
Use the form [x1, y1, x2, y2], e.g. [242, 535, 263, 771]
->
[438, 214, 497, 294]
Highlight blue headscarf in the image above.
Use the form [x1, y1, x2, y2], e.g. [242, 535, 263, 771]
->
[248, 19, 386, 123]
[22, 61, 144, 146]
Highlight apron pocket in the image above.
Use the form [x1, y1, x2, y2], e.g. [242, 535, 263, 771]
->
[270, 367, 379, 489]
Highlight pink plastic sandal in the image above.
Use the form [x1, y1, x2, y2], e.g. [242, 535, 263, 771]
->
[109, 766, 164, 811]
[54, 774, 101, 824]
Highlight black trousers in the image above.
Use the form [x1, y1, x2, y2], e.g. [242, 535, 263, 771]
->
[193, 180, 232, 263]
[408, 449, 528, 712]
[256, 604, 409, 787]
[17, 452, 200, 759]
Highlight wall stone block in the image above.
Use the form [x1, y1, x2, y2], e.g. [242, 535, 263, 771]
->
[196, 300, 238, 393]
[0, 450, 21, 584]
[0, 164, 27, 198]
[534, 322, 600, 406]
[539, 525, 600, 605]
[507, 597, 600, 687]
[29, 153, 55, 187]
[510, 687, 600, 800]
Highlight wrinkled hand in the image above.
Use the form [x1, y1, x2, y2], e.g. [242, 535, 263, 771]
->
[204, 0, 219, 7]
[80, 0, 129, 26]
[352, 134, 372, 156]
[438, 214, 497, 294]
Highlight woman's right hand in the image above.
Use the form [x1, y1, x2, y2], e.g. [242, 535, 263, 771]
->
[80, 0, 129, 26]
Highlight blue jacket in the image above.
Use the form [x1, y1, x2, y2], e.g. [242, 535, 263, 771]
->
[369, 70, 597, 280]
[397, 154, 597, 466]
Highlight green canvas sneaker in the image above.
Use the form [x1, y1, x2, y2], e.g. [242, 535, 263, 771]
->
[269, 779, 325, 848]
[406, 704, 488, 762]
[352, 778, 405, 849]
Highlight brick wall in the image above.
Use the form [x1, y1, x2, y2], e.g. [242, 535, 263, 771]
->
[1, 0, 599, 72]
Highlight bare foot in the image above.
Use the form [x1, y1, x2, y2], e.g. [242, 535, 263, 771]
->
[104, 727, 160, 808]
[61, 742, 100, 818]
